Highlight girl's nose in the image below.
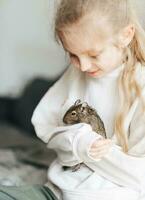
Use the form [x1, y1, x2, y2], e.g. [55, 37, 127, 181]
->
[79, 57, 92, 72]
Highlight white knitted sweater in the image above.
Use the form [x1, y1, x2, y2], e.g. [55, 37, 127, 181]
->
[32, 62, 145, 200]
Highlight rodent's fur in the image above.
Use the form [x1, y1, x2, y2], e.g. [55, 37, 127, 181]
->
[63, 99, 106, 138]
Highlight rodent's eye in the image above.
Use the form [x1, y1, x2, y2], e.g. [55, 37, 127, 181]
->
[71, 111, 77, 116]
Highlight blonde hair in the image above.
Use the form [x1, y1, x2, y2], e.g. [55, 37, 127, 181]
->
[54, 0, 145, 152]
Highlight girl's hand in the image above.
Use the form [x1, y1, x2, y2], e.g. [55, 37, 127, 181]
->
[88, 139, 113, 160]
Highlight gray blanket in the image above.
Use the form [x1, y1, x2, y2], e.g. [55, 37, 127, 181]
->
[0, 123, 56, 186]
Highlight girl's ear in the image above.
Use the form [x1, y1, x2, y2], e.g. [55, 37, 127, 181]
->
[118, 24, 135, 48]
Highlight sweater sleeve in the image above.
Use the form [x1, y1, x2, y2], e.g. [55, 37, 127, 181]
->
[72, 90, 145, 192]
[31, 65, 85, 165]
[31, 65, 72, 143]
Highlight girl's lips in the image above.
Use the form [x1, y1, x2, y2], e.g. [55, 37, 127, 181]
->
[88, 71, 97, 74]
[87, 70, 100, 76]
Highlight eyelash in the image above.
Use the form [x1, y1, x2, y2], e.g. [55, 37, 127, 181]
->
[69, 54, 99, 60]
[90, 55, 98, 59]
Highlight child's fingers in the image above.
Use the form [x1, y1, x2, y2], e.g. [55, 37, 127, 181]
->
[88, 141, 112, 159]
[89, 144, 111, 153]
[91, 139, 112, 149]
[90, 139, 112, 151]
[89, 149, 109, 159]
[89, 145, 111, 155]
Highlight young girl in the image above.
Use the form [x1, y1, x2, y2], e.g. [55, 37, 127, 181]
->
[0, 0, 145, 200]
[31, 0, 145, 199]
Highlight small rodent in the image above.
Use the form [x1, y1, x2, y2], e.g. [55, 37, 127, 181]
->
[62, 99, 106, 172]
[63, 99, 106, 138]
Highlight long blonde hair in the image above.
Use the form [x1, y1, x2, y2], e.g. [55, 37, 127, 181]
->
[54, 0, 145, 152]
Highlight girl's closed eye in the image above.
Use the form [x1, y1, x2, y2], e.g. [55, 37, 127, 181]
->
[89, 50, 103, 60]
[70, 53, 99, 60]
[90, 55, 99, 60]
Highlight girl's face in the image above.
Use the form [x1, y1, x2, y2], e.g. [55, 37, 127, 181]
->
[60, 14, 124, 78]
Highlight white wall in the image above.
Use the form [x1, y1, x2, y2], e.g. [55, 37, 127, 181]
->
[0, 0, 68, 97]
[132, 0, 145, 27]
[0, 0, 145, 97]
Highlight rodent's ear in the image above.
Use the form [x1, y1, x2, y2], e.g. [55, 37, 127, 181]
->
[74, 99, 81, 106]
[81, 102, 88, 107]
[80, 103, 88, 112]
[88, 107, 97, 115]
